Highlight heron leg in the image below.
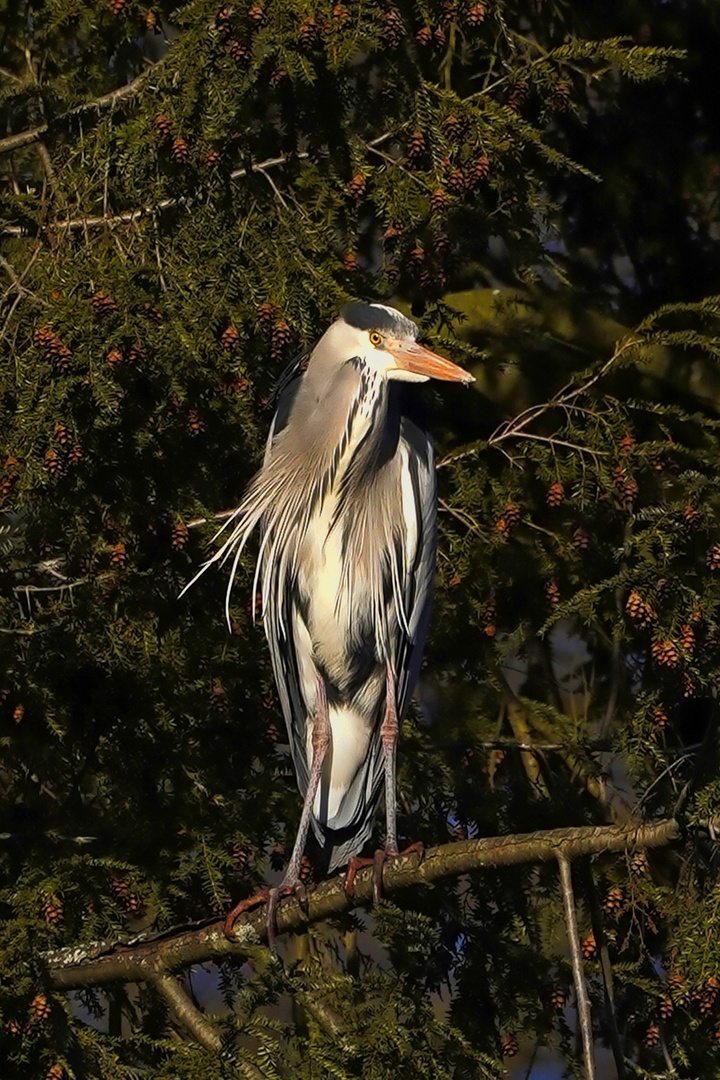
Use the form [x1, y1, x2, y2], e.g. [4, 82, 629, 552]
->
[381, 663, 399, 857]
[265, 677, 330, 947]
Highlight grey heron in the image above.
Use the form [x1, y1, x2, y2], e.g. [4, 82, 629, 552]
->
[184, 302, 474, 937]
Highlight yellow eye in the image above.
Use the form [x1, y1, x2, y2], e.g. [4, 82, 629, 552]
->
[369, 331, 383, 347]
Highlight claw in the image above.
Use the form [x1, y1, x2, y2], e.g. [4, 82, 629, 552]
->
[345, 855, 376, 900]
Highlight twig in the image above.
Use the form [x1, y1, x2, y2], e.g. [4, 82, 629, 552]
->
[558, 855, 596, 1080]
[45, 817, 683, 991]
[0, 69, 154, 155]
[1, 132, 394, 237]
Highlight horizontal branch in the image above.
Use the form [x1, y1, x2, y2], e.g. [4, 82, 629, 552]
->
[0, 70, 153, 156]
[46, 817, 682, 992]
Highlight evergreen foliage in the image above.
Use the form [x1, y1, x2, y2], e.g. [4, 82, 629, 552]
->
[2, 0, 720, 1077]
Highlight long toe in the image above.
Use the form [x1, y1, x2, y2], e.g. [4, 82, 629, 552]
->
[225, 890, 270, 939]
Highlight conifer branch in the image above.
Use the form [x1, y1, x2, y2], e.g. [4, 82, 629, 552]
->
[0, 70, 154, 156]
[45, 817, 683, 992]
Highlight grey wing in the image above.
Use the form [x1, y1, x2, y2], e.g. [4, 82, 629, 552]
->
[262, 358, 312, 797]
[395, 413, 437, 718]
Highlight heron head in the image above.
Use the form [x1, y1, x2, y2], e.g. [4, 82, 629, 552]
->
[335, 302, 475, 385]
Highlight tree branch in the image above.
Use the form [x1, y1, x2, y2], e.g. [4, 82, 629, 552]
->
[152, 970, 222, 1052]
[558, 855, 596, 1080]
[46, 817, 683, 992]
[0, 70, 153, 156]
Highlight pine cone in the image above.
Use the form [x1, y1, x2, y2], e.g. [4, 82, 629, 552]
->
[430, 188, 447, 214]
[347, 173, 367, 199]
[92, 290, 117, 319]
[332, 2, 348, 23]
[643, 1024, 660, 1048]
[171, 137, 189, 163]
[266, 722, 281, 744]
[112, 877, 142, 912]
[382, 223, 402, 243]
[145, 10, 158, 31]
[30, 994, 51, 1021]
[680, 623, 695, 654]
[700, 976, 719, 1016]
[233, 842, 249, 869]
[221, 325, 240, 350]
[622, 477, 639, 508]
[42, 898, 64, 926]
[206, 148, 221, 168]
[496, 503, 521, 538]
[415, 24, 432, 46]
[440, 0, 455, 22]
[229, 38, 251, 65]
[618, 432, 634, 454]
[708, 544, 720, 571]
[500, 1035, 519, 1057]
[44, 450, 62, 477]
[433, 27, 446, 48]
[35, 327, 72, 372]
[581, 933, 596, 959]
[271, 318, 292, 360]
[669, 970, 688, 1003]
[653, 705, 668, 727]
[109, 0, 126, 14]
[171, 523, 189, 549]
[446, 167, 466, 194]
[651, 639, 679, 667]
[13, 703, 25, 723]
[507, 80, 530, 111]
[215, 6, 233, 34]
[546, 481, 564, 507]
[406, 130, 426, 168]
[110, 542, 127, 566]
[629, 850, 649, 876]
[572, 526, 588, 551]
[46, 1066, 65, 1080]
[442, 114, 466, 142]
[602, 886, 623, 917]
[625, 590, 657, 629]
[344, 252, 359, 272]
[219, 373, 248, 395]
[68, 443, 83, 466]
[54, 423, 71, 445]
[546, 581, 560, 607]
[465, 3, 486, 26]
[550, 986, 566, 1011]
[257, 301, 276, 327]
[549, 81, 571, 111]
[155, 113, 172, 138]
[187, 409, 205, 436]
[407, 245, 424, 268]
[682, 503, 700, 529]
[383, 9, 405, 47]
[248, 2, 264, 24]
[298, 15, 319, 49]
[467, 154, 490, 188]
[659, 997, 674, 1019]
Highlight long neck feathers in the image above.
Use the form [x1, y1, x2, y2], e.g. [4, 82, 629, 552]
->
[182, 359, 394, 626]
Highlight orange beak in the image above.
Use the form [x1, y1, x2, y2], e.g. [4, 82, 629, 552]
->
[388, 339, 475, 384]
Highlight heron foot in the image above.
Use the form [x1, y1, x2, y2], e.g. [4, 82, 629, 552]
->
[224, 890, 270, 939]
[344, 842, 425, 905]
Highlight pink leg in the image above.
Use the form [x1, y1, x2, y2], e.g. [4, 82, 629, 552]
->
[381, 663, 399, 857]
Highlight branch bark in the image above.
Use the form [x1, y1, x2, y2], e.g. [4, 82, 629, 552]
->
[46, 817, 682, 992]
[558, 855, 596, 1080]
